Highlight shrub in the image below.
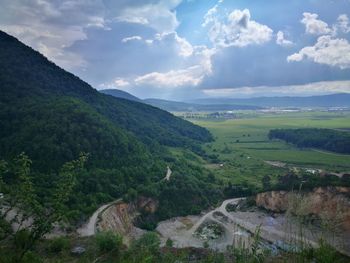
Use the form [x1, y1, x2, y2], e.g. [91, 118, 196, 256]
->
[165, 238, 173, 248]
[95, 231, 122, 253]
[131, 232, 160, 255]
[48, 237, 70, 253]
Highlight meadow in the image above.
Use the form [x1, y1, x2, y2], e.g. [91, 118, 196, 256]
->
[188, 111, 350, 188]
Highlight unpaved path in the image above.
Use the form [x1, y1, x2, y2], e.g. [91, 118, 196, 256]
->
[164, 166, 172, 181]
[77, 200, 121, 236]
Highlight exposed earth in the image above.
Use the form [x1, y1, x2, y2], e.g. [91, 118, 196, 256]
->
[77, 187, 350, 256]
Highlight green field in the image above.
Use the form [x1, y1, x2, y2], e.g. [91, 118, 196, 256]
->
[186, 111, 350, 188]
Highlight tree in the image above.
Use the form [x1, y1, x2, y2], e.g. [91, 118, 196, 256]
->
[261, 175, 271, 190]
[0, 153, 87, 261]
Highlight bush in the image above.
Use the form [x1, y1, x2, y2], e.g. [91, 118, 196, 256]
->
[14, 229, 31, 251]
[314, 239, 338, 263]
[131, 232, 160, 255]
[48, 237, 70, 253]
[95, 231, 122, 253]
[165, 238, 173, 248]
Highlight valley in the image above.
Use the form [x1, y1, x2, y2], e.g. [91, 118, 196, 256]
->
[190, 111, 350, 187]
[1, 28, 350, 262]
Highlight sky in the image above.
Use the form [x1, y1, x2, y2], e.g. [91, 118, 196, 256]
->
[1, 0, 350, 100]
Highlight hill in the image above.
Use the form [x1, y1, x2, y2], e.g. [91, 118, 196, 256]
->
[191, 93, 350, 107]
[100, 88, 141, 102]
[143, 98, 262, 112]
[0, 31, 219, 223]
[0, 31, 212, 169]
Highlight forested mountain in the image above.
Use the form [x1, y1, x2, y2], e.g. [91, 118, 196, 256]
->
[0, 31, 212, 170]
[0, 31, 219, 224]
[100, 89, 141, 102]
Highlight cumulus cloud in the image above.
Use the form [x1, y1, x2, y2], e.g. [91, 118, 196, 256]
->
[301, 12, 331, 35]
[287, 35, 350, 69]
[152, 32, 194, 57]
[114, 0, 181, 33]
[98, 77, 130, 89]
[276, 31, 293, 46]
[0, 0, 183, 70]
[131, 41, 215, 88]
[121, 36, 143, 43]
[202, 80, 350, 98]
[0, 0, 108, 70]
[135, 66, 205, 87]
[114, 78, 130, 87]
[203, 8, 273, 47]
[334, 14, 350, 34]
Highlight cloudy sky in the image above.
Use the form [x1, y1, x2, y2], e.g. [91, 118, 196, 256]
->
[1, 0, 350, 99]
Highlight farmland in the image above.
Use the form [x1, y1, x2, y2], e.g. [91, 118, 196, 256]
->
[184, 111, 350, 188]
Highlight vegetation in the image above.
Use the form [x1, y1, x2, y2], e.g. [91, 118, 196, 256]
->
[95, 231, 122, 253]
[269, 128, 350, 154]
[192, 111, 350, 190]
[0, 153, 86, 262]
[0, 31, 217, 224]
[1, 30, 350, 262]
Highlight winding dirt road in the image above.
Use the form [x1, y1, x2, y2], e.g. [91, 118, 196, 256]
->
[77, 200, 121, 236]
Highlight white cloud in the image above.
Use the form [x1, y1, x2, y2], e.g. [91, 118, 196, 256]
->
[0, 0, 108, 70]
[114, 78, 130, 87]
[133, 44, 216, 88]
[0, 0, 183, 71]
[115, 1, 181, 33]
[202, 4, 219, 27]
[135, 65, 205, 87]
[153, 32, 193, 57]
[276, 31, 293, 46]
[98, 77, 130, 89]
[121, 36, 143, 43]
[120, 5, 273, 90]
[203, 8, 273, 47]
[301, 12, 331, 35]
[334, 14, 350, 34]
[287, 35, 350, 69]
[2, 23, 88, 70]
[202, 81, 350, 98]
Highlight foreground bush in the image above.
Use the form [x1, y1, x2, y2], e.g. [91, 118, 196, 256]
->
[95, 231, 122, 253]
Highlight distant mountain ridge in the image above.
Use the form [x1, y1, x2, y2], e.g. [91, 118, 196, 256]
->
[190, 93, 350, 107]
[100, 89, 142, 102]
[143, 98, 262, 111]
[97, 90, 262, 111]
[99, 89, 350, 110]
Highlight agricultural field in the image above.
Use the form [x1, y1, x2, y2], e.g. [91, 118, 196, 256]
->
[186, 111, 350, 188]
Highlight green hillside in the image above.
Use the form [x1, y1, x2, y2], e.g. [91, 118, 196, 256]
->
[0, 31, 218, 224]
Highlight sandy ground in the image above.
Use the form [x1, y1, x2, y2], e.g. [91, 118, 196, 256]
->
[157, 198, 252, 251]
[156, 198, 350, 256]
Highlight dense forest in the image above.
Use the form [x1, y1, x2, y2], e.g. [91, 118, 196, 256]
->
[0, 30, 219, 225]
[269, 128, 350, 154]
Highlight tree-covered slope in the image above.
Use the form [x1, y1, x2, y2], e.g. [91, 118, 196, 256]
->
[0, 31, 220, 224]
[269, 128, 350, 154]
[0, 30, 212, 171]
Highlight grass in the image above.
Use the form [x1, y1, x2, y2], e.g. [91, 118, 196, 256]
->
[181, 111, 350, 188]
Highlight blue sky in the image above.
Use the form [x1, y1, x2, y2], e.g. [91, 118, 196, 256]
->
[1, 0, 350, 99]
